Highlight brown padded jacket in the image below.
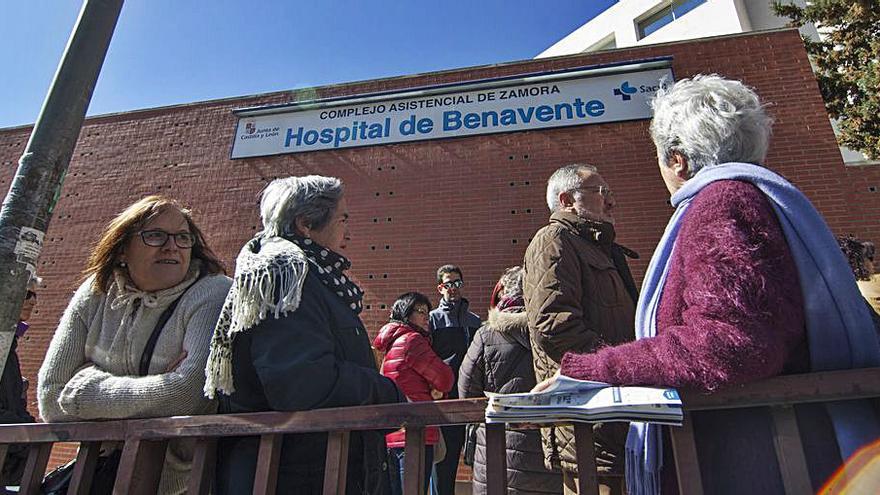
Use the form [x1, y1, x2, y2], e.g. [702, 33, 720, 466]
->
[522, 210, 636, 476]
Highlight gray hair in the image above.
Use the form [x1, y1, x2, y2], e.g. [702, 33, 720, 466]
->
[260, 175, 344, 237]
[546, 164, 598, 212]
[499, 266, 524, 299]
[649, 74, 773, 177]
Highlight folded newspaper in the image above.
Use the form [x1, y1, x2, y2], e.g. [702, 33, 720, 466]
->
[485, 376, 682, 426]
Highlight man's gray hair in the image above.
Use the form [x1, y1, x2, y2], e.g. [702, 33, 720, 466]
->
[260, 175, 344, 237]
[649, 74, 773, 177]
[546, 164, 598, 212]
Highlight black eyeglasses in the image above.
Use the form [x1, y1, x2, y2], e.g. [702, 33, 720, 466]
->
[414, 308, 430, 316]
[440, 279, 464, 290]
[139, 230, 195, 249]
[574, 185, 613, 198]
[25, 290, 37, 301]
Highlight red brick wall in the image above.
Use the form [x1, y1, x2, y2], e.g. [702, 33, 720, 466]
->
[2, 29, 877, 471]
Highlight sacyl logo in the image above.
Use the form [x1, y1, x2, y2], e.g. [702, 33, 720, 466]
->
[614, 81, 637, 101]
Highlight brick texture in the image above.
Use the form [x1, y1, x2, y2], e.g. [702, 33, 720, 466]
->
[1, 29, 877, 473]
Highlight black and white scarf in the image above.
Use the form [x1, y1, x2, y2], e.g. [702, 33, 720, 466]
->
[205, 233, 363, 398]
[286, 233, 364, 313]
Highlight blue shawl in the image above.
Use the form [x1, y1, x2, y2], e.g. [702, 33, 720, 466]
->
[626, 162, 880, 495]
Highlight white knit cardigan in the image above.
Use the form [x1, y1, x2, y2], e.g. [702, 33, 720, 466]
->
[37, 264, 231, 494]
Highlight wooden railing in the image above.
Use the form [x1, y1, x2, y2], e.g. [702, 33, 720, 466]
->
[2, 367, 879, 495]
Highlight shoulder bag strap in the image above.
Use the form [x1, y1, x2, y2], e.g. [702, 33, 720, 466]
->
[138, 276, 202, 376]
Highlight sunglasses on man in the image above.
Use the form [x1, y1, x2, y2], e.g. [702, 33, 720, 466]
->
[439, 279, 464, 290]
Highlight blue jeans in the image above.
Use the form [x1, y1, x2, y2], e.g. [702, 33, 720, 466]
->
[388, 447, 434, 495]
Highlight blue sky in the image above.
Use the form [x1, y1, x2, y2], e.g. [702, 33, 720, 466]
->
[0, 1, 616, 129]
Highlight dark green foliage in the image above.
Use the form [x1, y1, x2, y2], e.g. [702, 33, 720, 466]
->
[774, 0, 880, 159]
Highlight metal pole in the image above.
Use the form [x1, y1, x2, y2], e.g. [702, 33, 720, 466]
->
[0, 0, 124, 377]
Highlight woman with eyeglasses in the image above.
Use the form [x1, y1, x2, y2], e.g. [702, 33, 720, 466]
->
[373, 292, 454, 495]
[37, 195, 231, 494]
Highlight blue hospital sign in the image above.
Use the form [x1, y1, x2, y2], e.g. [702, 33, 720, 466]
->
[230, 61, 674, 159]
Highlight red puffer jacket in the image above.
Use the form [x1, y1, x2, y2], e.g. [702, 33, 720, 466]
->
[373, 321, 454, 447]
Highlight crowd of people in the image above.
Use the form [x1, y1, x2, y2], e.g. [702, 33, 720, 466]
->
[0, 74, 876, 495]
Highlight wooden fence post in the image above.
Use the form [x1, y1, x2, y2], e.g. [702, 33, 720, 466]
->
[323, 430, 350, 495]
[485, 423, 507, 495]
[403, 426, 426, 495]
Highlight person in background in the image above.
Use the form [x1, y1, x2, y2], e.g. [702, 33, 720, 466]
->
[1, 275, 39, 489]
[459, 266, 562, 495]
[428, 264, 481, 495]
[538, 75, 880, 495]
[37, 196, 230, 495]
[837, 234, 880, 316]
[373, 292, 454, 495]
[208, 175, 404, 494]
[522, 164, 637, 494]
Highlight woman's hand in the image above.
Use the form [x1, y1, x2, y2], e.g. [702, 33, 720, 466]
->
[430, 388, 444, 400]
[531, 369, 561, 393]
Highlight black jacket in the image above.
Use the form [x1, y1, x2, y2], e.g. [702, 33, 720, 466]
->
[1, 336, 35, 485]
[459, 309, 562, 494]
[429, 298, 481, 399]
[216, 271, 403, 495]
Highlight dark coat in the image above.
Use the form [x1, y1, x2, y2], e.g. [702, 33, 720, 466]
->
[1, 336, 35, 485]
[429, 298, 481, 399]
[216, 271, 404, 495]
[373, 321, 454, 447]
[522, 210, 636, 474]
[459, 309, 562, 495]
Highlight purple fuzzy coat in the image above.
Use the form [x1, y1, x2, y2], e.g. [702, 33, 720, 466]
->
[561, 180, 807, 388]
[561, 181, 841, 494]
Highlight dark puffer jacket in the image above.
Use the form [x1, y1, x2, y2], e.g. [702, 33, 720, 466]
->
[459, 309, 562, 495]
[216, 271, 404, 495]
[373, 321, 454, 447]
[522, 210, 637, 475]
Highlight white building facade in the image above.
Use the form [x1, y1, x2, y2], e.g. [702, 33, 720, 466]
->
[536, 0, 873, 165]
[537, 0, 818, 57]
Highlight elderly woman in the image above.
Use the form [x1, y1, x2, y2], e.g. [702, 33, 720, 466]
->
[207, 175, 404, 494]
[459, 267, 561, 495]
[37, 195, 231, 494]
[537, 75, 880, 494]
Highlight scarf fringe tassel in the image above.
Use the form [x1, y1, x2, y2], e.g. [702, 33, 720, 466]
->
[204, 251, 308, 399]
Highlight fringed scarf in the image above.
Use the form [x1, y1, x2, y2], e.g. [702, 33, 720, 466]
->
[204, 233, 363, 399]
[287, 233, 364, 313]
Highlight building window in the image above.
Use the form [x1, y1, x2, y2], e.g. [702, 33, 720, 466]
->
[637, 0, 707, 39]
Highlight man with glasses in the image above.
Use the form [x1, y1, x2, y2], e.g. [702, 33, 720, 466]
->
[522, 164, 638, 494]
[429, 264, 481, 495]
